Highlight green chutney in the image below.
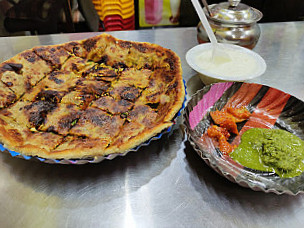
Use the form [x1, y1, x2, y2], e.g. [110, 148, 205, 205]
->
[230, 128, 304, 178]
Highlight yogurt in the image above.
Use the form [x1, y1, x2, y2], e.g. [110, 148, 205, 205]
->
[186, 43, 266, 84]
[195, 47, 258, 79]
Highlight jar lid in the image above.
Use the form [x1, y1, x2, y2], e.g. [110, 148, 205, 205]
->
[208, 0, 263, 24]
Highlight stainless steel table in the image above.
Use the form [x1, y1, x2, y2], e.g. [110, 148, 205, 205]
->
[1, 21, 304, 228]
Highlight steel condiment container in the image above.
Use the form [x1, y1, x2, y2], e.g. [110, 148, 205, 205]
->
[197, 0, 263, 49]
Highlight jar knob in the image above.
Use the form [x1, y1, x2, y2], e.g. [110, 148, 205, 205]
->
[228, 0, 241, 7]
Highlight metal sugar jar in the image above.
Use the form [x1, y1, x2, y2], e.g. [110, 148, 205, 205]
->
[197, 0, 263, 49]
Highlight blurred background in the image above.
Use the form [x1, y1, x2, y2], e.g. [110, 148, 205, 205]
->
[0, 0, 303, 37]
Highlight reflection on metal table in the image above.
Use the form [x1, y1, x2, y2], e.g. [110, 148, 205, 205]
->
[0, 21, 304, 227]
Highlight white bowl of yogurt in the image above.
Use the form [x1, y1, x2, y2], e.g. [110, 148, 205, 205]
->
[186, 43, 267, 85]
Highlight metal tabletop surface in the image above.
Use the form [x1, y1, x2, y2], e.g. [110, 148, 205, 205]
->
[1, 21, 304, 228]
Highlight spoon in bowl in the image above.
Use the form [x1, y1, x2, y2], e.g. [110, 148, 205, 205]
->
[201, 0, 212, 17]
[191, 0, 231, 63]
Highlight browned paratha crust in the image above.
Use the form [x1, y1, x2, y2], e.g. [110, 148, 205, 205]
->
[0, 33, 185, 160]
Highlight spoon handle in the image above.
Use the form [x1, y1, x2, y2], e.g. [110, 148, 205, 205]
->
[201, 0, 212, 17]
[191, 0, 217, 45]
